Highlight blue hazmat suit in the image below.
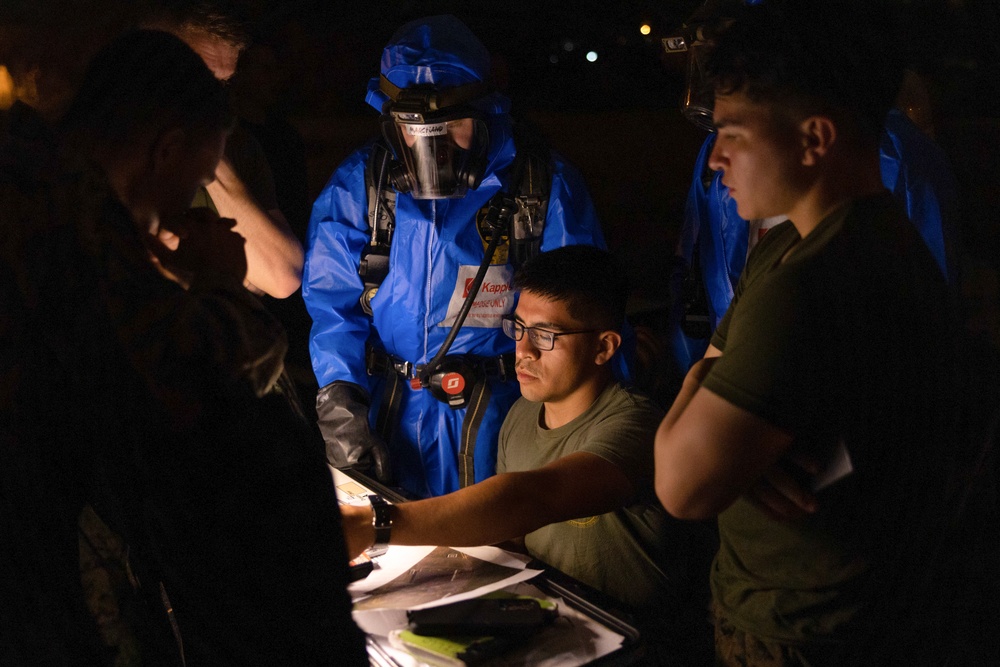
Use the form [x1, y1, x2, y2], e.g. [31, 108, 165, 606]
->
[303, 16, 606, 498]
[670, 108, 959, 371]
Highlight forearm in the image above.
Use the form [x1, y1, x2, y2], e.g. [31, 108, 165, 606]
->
[341, 453, 633, 559]
[206, 179, 303, 298]
[397, 473, 571, 547]
[342, 474, 550, 558]
[402, 446, 643, 546]
[656, 386, 794, 520]
[342, 466, 617, 559]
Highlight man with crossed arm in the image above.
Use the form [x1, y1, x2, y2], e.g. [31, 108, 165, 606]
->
[654, 3, 965, 665]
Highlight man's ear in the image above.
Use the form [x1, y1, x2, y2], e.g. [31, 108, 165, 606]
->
[594, 330, 622, 366]
[151, 127, 187, 176]
[799, 115, 837, 167]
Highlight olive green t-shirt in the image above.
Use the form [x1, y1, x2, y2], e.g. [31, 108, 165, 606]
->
[497, 383, 677, 612]
[704, 193, 955, 646]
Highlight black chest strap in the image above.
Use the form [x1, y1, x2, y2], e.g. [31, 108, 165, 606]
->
[359, 141, 396, 315]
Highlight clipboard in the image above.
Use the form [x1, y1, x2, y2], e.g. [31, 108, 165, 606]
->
[331, 467, 645, 666]
[366, 578, 643, 667]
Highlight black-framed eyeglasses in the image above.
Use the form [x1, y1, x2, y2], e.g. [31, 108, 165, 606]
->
[501, 315, 596, 352]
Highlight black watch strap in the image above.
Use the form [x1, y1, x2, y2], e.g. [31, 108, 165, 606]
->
[368, 494, 392, 556]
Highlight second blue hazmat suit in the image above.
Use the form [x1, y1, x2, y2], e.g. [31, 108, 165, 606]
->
[303, 16, 606, 498]
[670, 107, 959, 371]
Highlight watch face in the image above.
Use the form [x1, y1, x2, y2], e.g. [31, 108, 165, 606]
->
[369, 495, 393, 551]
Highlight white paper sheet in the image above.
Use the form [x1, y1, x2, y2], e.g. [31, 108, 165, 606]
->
[330, 467, 628, 665]
[812, 439, 854, 491]
[351, 545, 544, 634]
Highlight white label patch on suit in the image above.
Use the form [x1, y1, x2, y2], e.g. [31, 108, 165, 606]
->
[440, 264, 514, 328]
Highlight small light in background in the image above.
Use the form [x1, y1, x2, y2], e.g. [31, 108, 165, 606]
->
[549, 54, 559, 64]
[563, 40, 575, 52]
[586, 51, 598, 63]
[640, 23, 652, 36]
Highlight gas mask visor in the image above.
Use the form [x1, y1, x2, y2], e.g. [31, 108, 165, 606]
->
[663, 0, 741, 131]
[663, 29, 717, 132]
[379, 75, 491, 199]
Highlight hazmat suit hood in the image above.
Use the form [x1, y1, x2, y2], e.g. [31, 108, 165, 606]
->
[365, 15, 510, 116]
[365, 14, 513, 190]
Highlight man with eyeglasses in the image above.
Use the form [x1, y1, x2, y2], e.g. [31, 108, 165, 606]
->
[340, 246, 716, 662]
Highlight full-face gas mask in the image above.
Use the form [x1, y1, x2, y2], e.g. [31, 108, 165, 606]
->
[663, 33, 715, 130]
[378, 74, 491, 199]
[662, 0, 747, 130]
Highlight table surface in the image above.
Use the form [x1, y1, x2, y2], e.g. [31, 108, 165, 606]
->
[330, 467, 646, 666]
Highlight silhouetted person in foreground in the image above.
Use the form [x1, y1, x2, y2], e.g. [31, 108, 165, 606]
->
[1, 29, 365, 666]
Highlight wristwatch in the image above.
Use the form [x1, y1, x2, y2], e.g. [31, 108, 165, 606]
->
[368, 494, 392, 557]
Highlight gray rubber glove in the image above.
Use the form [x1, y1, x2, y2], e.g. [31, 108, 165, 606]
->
[315, 381, 392, 484]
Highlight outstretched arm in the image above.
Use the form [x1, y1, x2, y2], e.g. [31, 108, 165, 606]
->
[341, 451, 633, 560]
[206, 155, 303, 298]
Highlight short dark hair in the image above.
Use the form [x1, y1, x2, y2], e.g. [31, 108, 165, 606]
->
[147, 0, 251, 50]
[705, 1, 903, 146]
[513, 245, 628, 331]
[60, 29, 231, 159]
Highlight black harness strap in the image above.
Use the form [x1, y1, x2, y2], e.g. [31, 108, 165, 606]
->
[369, 347, 512, 484]
[373, 370, 404, 445]
[360, 141, 396, 316]
[367, 344, 407, 444]
[458, 378, 492, 488]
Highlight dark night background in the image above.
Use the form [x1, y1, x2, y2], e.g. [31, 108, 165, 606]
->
[2, 4, 999, 661]
[2, 0, 999, 345]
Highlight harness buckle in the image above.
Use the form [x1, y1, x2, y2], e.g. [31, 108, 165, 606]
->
[393, 359, 414, 379]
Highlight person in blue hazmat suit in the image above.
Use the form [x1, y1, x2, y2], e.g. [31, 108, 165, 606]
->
[303, 15, 607, 499]
[664, 0, 960, 371]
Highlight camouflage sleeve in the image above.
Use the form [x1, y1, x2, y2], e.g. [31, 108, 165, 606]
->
[90, 191, 287, 417]
[112, 273, 287, 423]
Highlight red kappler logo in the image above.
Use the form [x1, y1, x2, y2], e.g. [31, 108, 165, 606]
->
[463, 279, 511, 299]
[442, 372, 465, 395]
